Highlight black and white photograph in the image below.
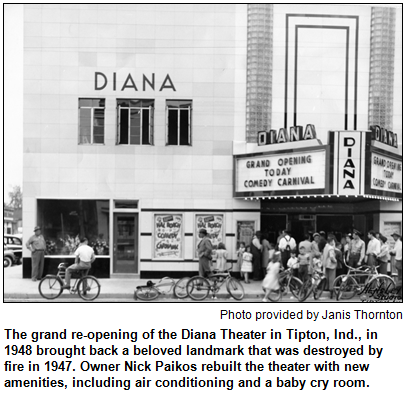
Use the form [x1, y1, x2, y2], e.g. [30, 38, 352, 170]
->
[4, 4, 402, 303]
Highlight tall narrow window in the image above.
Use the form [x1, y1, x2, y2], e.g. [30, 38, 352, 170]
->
[117, 99, 154, 145]
[78, 98, 105, 144]
[166, 100, 192, 146]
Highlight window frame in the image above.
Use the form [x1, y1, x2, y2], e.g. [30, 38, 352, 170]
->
[116, 99, 154, 146]
[78, 98, 105, 145]
[166, 100, 192, 146]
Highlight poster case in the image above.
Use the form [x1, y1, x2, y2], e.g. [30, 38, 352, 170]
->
[236, 221, 256, 250]
[153, 214, 183, 260]
[195, 214, 224, 258]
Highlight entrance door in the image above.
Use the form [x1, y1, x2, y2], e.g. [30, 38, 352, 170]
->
[113, 214, 138, 274]
[261, 214, 287, 244]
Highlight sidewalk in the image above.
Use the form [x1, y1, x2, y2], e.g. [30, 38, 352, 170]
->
[3, 265, 266, 301]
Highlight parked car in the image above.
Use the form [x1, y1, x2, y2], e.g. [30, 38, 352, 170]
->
[4, 245, 17, 267]
[4, 234, 22, 264]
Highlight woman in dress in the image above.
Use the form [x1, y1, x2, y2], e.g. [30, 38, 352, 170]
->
[261, 233, 271, 278]
[215, 242, 228, 272]
[241, 246, 253, 284]
[236, 242, 246, 279]
[262, 251, 281, 302]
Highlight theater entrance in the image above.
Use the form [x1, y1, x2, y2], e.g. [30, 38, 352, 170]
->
[261, 213, 354, 245]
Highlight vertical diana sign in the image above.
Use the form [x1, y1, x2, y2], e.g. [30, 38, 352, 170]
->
[332, 131, 367, 195]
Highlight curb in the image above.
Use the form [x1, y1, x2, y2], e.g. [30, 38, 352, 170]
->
[4, 291, 264, 301]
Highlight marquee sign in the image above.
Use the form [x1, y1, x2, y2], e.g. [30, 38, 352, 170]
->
[258, 124, 317, 146]
[370, 125, 398, 148]
[234, 148, 326, 197]
[370, 152, 402, 194]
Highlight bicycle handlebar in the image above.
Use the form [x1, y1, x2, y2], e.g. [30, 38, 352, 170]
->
[343, 262, 377, 274]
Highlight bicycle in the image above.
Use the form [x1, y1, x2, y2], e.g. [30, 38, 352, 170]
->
[335, 262, 395, 301]
[135, 277, 190, 301]
[38, 262, 101, 301]
[297, 269, 327, 302]
[186, 265, 245, 301]
[264, 267, 303, 302]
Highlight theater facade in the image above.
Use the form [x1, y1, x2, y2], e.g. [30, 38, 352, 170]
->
[22, 4, 402, 278]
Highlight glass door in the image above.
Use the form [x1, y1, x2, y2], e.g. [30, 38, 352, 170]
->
[113, 214, 138, 273]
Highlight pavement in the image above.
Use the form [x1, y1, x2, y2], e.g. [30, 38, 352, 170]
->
[3, 264, 359, 303]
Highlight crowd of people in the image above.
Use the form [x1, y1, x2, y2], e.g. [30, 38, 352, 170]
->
[233, 228, 402, 301]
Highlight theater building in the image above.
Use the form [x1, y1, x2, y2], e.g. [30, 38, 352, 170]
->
[22, 4, 402, 278]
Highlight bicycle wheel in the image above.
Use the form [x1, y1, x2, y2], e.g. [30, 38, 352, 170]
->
[38, 275, 63, 299]
[336, 276, 357, 300]
[333, 275, 355, 299]
[226, 277, 244, 300]
[173, 277, 190, 299]
[186, 277, 210, 301]
[266, 288, 282, 302]
[77, 276, 101, 301]
[289, 277, 303, 299]
[298, 278, 312, 302]
[135, 286, 159, 301]
[314, 277, 327, 300]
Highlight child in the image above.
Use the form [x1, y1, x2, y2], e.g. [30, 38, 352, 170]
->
[311, 256, 322, 274]
[215, 243, 228, 272]
[263, 243, 276, 278]
[297, 246, 310, 283]
[236, 242, 246, 279]
[241, 246, 253, 284]
[210, 248, 217, 272]
[262, 251, 281, 302]
[287, 250, 299, 278]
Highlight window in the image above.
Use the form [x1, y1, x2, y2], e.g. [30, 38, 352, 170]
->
[117, 99, 154, 145]
[166, 100, 192, 145]
[79, 98, 105, 144]
[37, 200, 110, 256]
[114, 200, 138, 209]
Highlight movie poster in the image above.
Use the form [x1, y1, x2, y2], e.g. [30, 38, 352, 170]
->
[154, 214, 183, 259]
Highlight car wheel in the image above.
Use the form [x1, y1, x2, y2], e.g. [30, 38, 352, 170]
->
[4, 256, 13, 268]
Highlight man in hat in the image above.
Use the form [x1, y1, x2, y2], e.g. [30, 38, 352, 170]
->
[347, 229, 365, 267]
[197, 228, 213, 277]
[390, 232, 402, 289]
[25, 226, 47, 281]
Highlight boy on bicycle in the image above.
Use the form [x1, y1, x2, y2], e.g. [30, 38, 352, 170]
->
[62, 237, 95, 290]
